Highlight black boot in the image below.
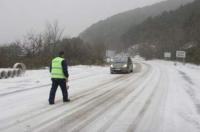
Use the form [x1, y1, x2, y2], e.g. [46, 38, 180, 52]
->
[49, 102, 55, 105]
[64, 99, 70, 102]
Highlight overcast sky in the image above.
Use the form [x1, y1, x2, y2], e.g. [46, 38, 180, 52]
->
[0, 0, 164, 44]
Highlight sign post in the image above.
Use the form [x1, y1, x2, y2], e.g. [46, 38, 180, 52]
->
[176, 51, 186, 64]
[164, 52, 171, 60]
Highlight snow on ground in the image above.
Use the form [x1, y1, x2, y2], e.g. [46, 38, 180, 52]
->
[0, 61, 200, 132]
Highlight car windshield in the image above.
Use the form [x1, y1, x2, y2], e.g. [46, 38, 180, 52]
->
[112, 58, 127, 63]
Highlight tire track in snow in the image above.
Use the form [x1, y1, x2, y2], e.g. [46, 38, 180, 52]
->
[55, 64, 152, 132]
[90, 63, 161, 132]
[33, 63, 152, 132]
[94, 63, 154, 132]
[22, 73, 135, 132]
[128, 64, 170, 132]
[126, 64, 163, 132]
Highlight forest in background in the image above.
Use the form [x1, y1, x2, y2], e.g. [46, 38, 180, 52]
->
[80, 0, 194, 50]
[80, 0, 200, 64]
[123, 0, 200, 64]
[0, 22, 106, 69]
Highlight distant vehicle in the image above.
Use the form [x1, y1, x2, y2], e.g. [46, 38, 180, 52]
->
[110, 57, 133, 74]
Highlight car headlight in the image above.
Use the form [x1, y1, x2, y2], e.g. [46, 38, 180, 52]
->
[123, 64, 127, 68]
[110, 64, 114, 68]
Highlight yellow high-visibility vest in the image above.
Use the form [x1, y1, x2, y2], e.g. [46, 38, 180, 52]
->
[51, 57, 66, 79]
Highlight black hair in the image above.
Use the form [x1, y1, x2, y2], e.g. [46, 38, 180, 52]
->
[58, 51, 65, 57]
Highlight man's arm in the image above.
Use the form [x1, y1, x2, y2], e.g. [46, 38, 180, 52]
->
[50, 63, 52, 73]
[61, 60, 69, 78]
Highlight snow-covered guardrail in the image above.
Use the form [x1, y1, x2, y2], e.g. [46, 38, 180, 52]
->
[0, 63, 26, 79]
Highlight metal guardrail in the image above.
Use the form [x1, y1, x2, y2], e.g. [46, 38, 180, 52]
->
[0, 63, 26, 79]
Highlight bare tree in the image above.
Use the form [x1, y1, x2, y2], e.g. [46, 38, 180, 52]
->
[44, 21, 65, 56]
[22, 31, 44, 57]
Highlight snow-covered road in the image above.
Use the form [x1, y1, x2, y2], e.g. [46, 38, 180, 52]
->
[0, 61, 200, 132]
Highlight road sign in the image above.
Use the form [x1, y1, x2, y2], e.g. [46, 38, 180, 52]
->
[164, 52, 171, 58]
[176, 51, 186, 58]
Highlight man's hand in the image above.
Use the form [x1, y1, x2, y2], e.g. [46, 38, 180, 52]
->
[66, 78, 69, 85]
[66, 79, 69, 90]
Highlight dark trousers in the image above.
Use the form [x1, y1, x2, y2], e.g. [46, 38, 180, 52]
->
[49, 79, 69, 103]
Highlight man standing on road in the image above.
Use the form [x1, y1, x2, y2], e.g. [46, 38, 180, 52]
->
[49, 51, 70, 105]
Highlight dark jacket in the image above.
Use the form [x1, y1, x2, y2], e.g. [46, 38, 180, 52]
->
[50, 59, 69, 79]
